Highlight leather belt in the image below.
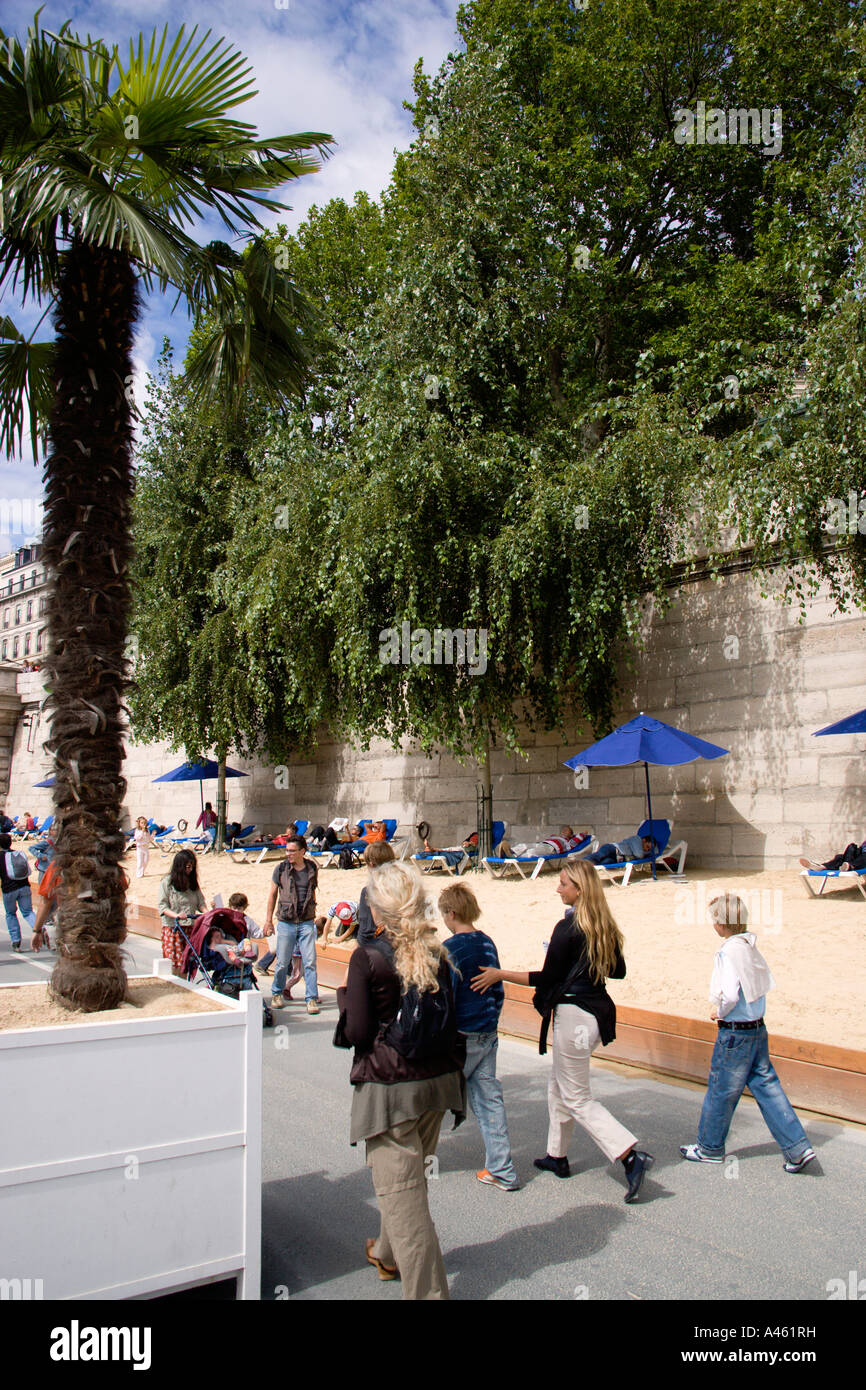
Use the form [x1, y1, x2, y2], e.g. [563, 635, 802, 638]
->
[717, 1018, 764, 1030]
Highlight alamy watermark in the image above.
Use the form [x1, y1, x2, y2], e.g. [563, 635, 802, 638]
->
[674, 883, 783, 934]
[0, 498, 43, 534]
[825, 492, 866, 536]
[674, 102, 782, 157]
[378, 622, 488, 676]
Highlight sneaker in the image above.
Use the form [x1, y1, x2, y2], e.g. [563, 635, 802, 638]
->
[254, 963, 271, 976]
[12, 941, 22, 952]
[476, 1169, 519, 1191]
[533, 1154, 570, 1179]
[784, 1148, 815, 1174]
[679, 1144, 724, 1163]
[306, 1000, 320, 1015]
[270, 994, 287, 1009]
[282, 989, 294, 1000]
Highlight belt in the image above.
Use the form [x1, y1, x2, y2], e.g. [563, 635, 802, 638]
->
[717, 1018, 764, 1030]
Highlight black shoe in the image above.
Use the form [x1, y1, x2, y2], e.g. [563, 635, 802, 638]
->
[534, 1154, 570, 1179]
[12, 941, 21, 952]
[623, 1149, 654, 1203]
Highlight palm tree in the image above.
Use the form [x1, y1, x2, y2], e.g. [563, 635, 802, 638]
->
[0, 16, 332, 1010]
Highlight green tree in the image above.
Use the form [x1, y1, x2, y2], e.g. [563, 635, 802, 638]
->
[0, 15, 331, 1009]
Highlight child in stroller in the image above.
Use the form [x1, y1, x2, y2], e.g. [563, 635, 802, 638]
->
[181, 908, 264, 1006]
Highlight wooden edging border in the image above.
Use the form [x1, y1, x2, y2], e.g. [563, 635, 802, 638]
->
[127, 921, 866, 1126]
[314, 942, 866, 1126]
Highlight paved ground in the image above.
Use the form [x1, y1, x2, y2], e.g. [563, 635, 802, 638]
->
[256, 988, 864, 1303]
[5, 934, 863, 1302]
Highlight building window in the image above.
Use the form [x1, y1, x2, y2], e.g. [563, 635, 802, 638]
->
[2, 611, 7, 628]
[38, 597, 46, 616]
[24, 633, 31, 656]
[12, 637, 18, 658]
[17, 576, 24, 591]
[26, 600, 32, 621]
[36, 629, 43, 652]
[14, 607, 21, 625]
[30, 570, 37, 587]
[6, 582, 11, 596]
[1, 641, 6, 660]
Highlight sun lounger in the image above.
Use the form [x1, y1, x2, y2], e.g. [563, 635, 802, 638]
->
[483, 830, 593, 880]
[311, 818, 400, 868]
[417, 822, 508, 875]
[593, 820, 688, 887]
[800, 865, 866, 900]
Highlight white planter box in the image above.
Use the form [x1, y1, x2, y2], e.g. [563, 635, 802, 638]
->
[0, 960, 261, 1300]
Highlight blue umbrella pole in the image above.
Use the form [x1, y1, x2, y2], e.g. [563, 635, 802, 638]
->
[644, 761, 657, 881]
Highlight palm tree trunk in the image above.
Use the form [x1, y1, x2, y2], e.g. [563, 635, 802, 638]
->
[42, 239, 139, 1011]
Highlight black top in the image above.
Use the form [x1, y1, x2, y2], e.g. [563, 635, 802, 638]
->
[528, 912, 625, 1052]
[0, 848, 30, 892]
[336, 944, 463, 1085]
[355, 886, 395, 962]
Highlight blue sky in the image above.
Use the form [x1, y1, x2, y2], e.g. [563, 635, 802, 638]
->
[0, 0, 463, 544]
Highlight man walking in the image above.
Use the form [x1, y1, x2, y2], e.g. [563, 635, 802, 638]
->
[0, 831, 36, 951]
[263, 834, 320, 1014]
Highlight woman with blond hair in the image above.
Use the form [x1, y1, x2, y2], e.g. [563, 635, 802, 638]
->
[472, 858, 653, 1202]
[335, 860, 465, 1299]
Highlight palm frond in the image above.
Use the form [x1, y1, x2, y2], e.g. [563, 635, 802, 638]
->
[0, 315, 54, 458]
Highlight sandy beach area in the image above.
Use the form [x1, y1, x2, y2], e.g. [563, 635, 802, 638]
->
[126, 849, 866, 1050]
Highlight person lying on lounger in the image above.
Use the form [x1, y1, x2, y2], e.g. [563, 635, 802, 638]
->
[504, 825, 590, 859]
[582, 833, 659, 865]
[799, 838, 866, 872]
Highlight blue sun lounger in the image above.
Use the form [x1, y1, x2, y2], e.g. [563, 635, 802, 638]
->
[592, 820, 688, 887]
[416, 822, 508, 876]
[311, 818, 405, 868]
[800, 865, 866, 900]
[483, 829, 592, 880]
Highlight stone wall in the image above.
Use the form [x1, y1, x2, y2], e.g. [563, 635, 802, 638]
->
[5, 565, 865, 869]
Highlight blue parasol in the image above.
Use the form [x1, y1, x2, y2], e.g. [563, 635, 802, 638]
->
[152, 759, 248, 815]
[813, 708, 866, 736]
[564, 713, 729, 879]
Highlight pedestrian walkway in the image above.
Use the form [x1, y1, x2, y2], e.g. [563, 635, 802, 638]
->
[260, 992, 865, 1301]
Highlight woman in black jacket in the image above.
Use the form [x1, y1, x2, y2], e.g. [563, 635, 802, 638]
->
[336, 860, 465, 1299]
[472, 858, 653, 1203]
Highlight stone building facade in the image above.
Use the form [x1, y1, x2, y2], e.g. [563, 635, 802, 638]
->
[3, 562, 865, 870]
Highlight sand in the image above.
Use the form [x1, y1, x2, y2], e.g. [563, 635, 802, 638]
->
[123, 849, 866, 1050]
[0, 976, 230, 1033]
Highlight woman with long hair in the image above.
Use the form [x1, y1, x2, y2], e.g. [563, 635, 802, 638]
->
[335, 860, 465, 1300]
[472, 858, 653, 1202]
[158, 849, 206, 976]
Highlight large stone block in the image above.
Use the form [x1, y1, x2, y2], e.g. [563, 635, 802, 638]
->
[803, 652, 866, 692]
[607, 796, 654, 826]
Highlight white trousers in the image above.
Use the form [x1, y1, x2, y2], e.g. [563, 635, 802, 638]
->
[547, 1003, 636, 1164]
[136, 847, 150, 878]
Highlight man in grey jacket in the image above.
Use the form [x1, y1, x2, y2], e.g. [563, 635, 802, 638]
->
[263, 835, 320, 1014]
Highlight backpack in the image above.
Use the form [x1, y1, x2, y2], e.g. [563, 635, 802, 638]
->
[338, 847, 358, 870]
[4, 850, 29, 881]
[378, 959, 459, 1061]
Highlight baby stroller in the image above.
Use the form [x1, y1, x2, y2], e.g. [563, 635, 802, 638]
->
[178, 907, 273, 1026]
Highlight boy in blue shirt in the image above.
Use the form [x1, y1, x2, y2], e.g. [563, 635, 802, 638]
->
[440, 882, 519, 1191]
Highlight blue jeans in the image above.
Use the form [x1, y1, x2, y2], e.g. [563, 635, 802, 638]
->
[3, 885, 35, 944]
[697, 1024, 810, 1162]
[272, 919, 317, 1002]
[463, 1031, 518, 1187]
[585, 844, 620, 865]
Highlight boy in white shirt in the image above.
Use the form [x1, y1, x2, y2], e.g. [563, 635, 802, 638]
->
[680, 893, 814, 1173]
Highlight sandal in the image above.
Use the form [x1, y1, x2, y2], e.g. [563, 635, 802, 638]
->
[365, 1238, 398, 1281]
